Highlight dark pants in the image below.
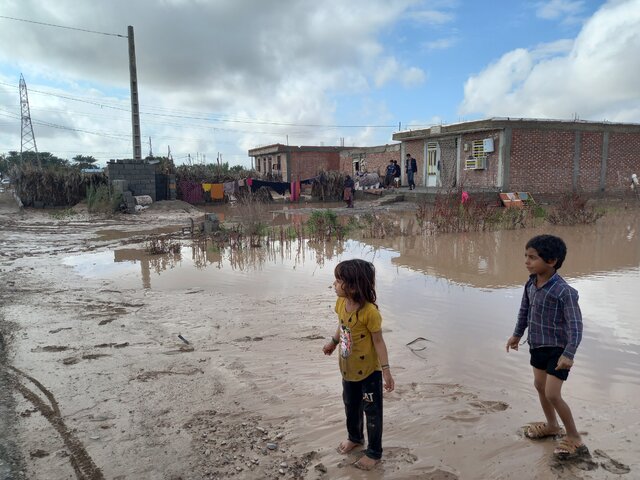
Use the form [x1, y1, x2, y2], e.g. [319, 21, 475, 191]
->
[407, 170, 415, 189]
[342, 370, 383, 460]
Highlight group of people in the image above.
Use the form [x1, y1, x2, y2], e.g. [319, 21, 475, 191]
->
[324, 234, 587, 471]
[384, 154, 418, 190]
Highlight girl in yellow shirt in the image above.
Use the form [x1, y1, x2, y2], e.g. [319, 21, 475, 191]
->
[323, 259, 394, 470]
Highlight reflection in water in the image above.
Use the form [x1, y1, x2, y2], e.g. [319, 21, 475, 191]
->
[114, 248, 183, 289]
[66, 211, 640, 404]
[379, 213, 640, 288]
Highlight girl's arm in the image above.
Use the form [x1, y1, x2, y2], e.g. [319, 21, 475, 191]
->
[323, 327, 340, 355]
[371, 331, 395, 392]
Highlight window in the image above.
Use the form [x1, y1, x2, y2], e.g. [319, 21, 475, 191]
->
[465, 140, 487, 170]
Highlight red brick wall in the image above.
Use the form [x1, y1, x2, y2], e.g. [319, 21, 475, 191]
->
[577, 132, 603, 192]
[510, 129, 575, 194]
[339, 145, 400, 177]
[459, 131, 501, 189]
[606, 132, 640, 190]
[437, 137, 457, 188]
[289, 151, 340, 181]
[404, 140, 423, 186]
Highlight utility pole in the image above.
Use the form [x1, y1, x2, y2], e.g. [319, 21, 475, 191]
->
[148, 136, 153, 157]
[128, 25, 142, 160]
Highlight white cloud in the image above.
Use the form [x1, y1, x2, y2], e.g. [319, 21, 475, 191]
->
[410, 9, 455, 25]
[536, 0, 585, 20]
[0, 0, 424, 165]
[374, 57, 427, 88]
[423, 37, 458, 51]
[459, 0, 640, 123]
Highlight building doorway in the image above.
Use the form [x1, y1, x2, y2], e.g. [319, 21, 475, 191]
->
[426, 143, 439, 187]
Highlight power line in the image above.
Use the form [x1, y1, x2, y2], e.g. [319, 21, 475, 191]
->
[0, 15, 126, 38]
[0, 81, 400, 129]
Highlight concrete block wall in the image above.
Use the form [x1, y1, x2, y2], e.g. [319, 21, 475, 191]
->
[108, 160, 156, 201]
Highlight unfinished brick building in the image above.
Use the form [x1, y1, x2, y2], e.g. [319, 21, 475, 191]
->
[392, 118, 640, 195]
[248, 144, 347, 181]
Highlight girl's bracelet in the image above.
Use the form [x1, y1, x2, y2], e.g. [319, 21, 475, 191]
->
[381, 364, 390, 370]
[331, 337, 339, 345]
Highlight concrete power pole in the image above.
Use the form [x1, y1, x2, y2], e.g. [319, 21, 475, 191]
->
[128, 25, 142, 160]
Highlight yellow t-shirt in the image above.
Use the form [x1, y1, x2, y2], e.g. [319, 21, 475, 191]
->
[334, 297, 382, 381]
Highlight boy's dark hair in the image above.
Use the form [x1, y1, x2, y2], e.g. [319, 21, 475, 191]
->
[526, 234, 567, 270]
[334, 259, 377, 308]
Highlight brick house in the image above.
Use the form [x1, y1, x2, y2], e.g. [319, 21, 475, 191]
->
[391, 118, 640, 195]
[339, 144, 401, 177]
[248, 144, 348, 181]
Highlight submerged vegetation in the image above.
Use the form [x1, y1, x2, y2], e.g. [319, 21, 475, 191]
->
[546, 194, 604, 225]
[415, 190, 605, 234]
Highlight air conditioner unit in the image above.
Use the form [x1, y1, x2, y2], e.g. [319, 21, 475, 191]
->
[483, 138, 494, 153]
[465, 156, 487, 170]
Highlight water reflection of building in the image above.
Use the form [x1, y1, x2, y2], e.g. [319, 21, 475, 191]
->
[114, 248, 183, 289]
[366, 214, 640, 289]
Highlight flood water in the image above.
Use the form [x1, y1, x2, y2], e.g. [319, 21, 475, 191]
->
[64, 211, 640, 413]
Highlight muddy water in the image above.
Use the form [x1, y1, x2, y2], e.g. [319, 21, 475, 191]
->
[61, 211, 640, 478]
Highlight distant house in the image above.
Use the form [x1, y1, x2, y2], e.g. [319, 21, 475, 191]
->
[339, 144, 401, 177]
[248, 144, 349, 181]
[391, 118, 640, 195]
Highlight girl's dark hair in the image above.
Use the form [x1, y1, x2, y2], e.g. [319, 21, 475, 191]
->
[334, 259, 377, 308]
[526, 234, 567, 270]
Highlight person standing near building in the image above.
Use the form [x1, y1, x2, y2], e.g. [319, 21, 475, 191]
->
[344, 175, 355, 208]
[393, 160, 401, 188]
[405, 154, 417, 190]
[384, 160, 395, 189]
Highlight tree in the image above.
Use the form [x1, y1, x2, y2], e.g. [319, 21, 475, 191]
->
[72, 155, 99, 170]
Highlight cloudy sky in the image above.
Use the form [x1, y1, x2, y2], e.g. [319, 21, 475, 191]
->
[0, 0, 639, 167]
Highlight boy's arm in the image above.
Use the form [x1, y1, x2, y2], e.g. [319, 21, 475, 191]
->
[513, 284, 530, 337]
[560, 290, 583, 360]
[371, 331, 394, 392]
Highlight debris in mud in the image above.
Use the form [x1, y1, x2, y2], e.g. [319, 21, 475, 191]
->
[94, 342, 129, 348]
[593, 449, 631, 474]
[178, 334, 190, 345]
[36, 345, 70, 352]
[184, 410, 315, 479]
[49, 327, 72, 334]
[29, 449, 49, 458]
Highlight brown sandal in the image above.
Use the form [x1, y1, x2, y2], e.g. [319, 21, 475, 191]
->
[554, 438, 589, 459]
[525, 422, 564, 439]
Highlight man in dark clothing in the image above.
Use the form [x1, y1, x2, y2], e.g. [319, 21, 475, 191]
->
[393, 160, 401, 188]
[384, 160, 395, 189]
[405, 154, 417, 190]
[344, 175, 355, 208]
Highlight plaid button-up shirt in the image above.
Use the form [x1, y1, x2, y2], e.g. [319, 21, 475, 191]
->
[514, 273, 583, 360]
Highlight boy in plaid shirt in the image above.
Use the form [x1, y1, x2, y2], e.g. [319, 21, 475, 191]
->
[506, 235, 588, 459]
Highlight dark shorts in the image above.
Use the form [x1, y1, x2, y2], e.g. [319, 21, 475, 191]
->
[530, 346, 570, 381]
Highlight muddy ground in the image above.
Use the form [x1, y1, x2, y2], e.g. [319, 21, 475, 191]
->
[0, 190, 637, 480]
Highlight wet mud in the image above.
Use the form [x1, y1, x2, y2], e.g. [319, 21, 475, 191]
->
[1, 199, 638, 479]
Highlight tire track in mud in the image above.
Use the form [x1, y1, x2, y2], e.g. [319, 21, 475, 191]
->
[7, 366, 104, 480]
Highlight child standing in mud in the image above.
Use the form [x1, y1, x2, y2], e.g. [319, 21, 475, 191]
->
[323, 259, 394, 470]
[506, 234, 588, 459]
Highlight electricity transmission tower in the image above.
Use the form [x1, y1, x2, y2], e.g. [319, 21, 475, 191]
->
[19, 74, 41, 167]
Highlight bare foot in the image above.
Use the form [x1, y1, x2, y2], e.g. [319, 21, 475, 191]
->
[336, 440, 361, 454]
[354, 456, 380, 470]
